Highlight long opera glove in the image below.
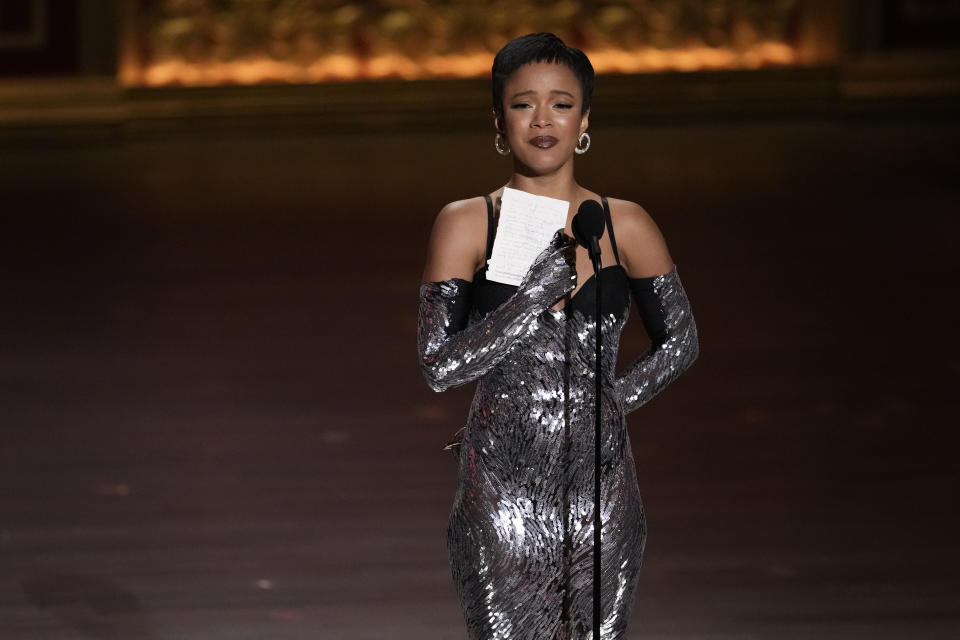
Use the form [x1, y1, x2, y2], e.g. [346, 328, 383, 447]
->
[418, 230, 577, 392]
[617, 265, 700, 413]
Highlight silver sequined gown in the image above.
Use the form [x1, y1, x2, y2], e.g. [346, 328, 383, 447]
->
[419, 215, 698, 640]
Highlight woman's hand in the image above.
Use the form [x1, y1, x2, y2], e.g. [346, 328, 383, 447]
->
[518, 228, 577, 301]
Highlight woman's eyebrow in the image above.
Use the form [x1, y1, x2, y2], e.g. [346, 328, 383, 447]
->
[510, 89, 576, 99]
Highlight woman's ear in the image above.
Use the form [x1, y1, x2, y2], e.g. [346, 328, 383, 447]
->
[579, 108, 590, 135]
[493, 110, 504, 133]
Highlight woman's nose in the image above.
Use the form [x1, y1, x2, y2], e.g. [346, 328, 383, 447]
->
[531, 107, 552, 127]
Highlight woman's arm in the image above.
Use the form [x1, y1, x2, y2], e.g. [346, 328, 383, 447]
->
[611, 199, 700, 413]
[418, 202, 577, 392]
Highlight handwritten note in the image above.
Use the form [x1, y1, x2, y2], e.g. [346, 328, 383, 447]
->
[486, 187, 569, 286]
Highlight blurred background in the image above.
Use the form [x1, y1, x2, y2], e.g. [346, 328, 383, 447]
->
[0, 1, 958, 638]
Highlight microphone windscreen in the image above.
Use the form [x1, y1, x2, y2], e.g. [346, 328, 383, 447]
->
[572, 200, 605, 249]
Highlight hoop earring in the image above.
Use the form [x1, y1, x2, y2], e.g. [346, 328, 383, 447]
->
[575, 132, 591, 155]
[495, 132, 511, 156]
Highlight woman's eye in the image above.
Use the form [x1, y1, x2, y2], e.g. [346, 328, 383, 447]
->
[555, 103, 573, 109]
[510, 103, 530, 109]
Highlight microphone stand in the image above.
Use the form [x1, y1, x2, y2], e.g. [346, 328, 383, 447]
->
[589, 235, 602, 640]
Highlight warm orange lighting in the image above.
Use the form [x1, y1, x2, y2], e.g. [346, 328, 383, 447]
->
[127, 43, 798, 87]
[120, 0, 831, 87]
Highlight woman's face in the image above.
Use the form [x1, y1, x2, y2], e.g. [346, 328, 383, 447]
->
[496, 61, 590, 175]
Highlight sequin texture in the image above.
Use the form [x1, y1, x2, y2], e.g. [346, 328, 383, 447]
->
[419, 262, 698, 639]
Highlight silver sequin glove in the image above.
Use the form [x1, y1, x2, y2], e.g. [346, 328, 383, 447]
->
[418, 229, 577, 392]
[616, 265, 700, 413]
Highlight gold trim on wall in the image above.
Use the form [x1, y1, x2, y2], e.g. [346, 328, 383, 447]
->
[119, 1, 839, 87]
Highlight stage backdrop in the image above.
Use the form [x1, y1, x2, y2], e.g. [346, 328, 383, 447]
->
[117, 0, 843, 86]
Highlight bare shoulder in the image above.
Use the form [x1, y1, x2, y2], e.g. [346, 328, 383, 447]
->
[438, 195, 484, 216]
[421, 196, 488, 282]
[431, 196, 488, 248]
[607, 198, 675, 277]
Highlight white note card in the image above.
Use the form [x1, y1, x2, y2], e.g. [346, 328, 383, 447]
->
[486, 187, 569, 287]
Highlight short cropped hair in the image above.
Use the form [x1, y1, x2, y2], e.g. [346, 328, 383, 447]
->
[492, 32, 595, 117]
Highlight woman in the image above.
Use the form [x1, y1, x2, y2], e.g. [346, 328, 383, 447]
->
[417, 33, 699, 639]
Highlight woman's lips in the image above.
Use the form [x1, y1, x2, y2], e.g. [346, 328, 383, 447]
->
[530, 136, 558, 149]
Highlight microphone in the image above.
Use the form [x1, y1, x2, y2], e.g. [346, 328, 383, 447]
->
[572, 198, 607, 640]
[572, 199, 604, 272]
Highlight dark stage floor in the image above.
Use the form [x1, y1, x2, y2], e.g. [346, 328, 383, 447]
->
[1, 118, 958, 638]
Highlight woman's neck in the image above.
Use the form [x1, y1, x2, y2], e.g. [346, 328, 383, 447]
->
[506, 166, 580, 202]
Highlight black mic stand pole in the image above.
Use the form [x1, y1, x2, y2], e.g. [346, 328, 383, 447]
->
[590, 235, 602, 640]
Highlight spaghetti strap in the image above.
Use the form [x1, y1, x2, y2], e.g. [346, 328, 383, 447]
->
[602, 196, 622, 267]
[483, 194, 495, 262]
